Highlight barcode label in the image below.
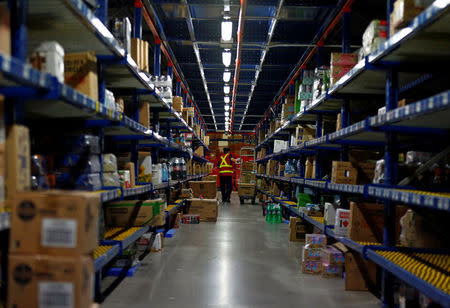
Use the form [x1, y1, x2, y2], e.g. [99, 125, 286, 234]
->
[39, 282, 74, 308]
[41, 218, 77, 248]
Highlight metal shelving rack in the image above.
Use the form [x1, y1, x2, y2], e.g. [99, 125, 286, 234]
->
[255, 2, 450, 307]
[0, 0, 212, 303]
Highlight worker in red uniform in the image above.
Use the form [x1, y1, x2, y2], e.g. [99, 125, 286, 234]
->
[218, 148, 239, 203]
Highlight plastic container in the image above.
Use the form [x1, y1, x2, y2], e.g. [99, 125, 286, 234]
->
[32, 41, 65, 82]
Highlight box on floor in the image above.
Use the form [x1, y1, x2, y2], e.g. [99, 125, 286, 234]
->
[189, 181, 217, 199]
[188, 199, 218, 222]
[238, 184, 255, 196]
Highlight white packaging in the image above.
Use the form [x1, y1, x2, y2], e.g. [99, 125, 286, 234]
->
[324, 202, 337, 226]
[34, 41, 65, 82]
[152, 233, 161, 251]
[118, 170, 131, 188]
[273, 140, 288, 153]
[102, 171, 120, 187]
[290, 135, 297, 147]
[334, 209, 350, 237]
[139, 155, 152, 182]
[378, 106, 386, 115]
[102, 153, 118, 172]
[152, 164, 162, 185]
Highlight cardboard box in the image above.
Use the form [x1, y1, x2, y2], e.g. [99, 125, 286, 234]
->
[188, 199, 218, 222]
[105, 199, 164, 227]
[321, 246, 345, 265]
[345, 251, 377, 291]
[305, 157, 314, 179]
[0, 5, 10, 55]
[130, 38, 140, 67]
[172, 96, 183, 113]
[0, 95, 4, 153]
[302, 247, 322, 261]
[139, 103, 150, 128]
[241, 161, 255, 172]
[143, 40, 149, 72]
[266, 160, 277, 176]
[330, 53, 358, 66]
[149, 213, 166, 226]
[399, 209, 445, 248]
[331, 161, 357, 184]
[305, 234, 326, 248]
[391, 0, 432, 30]
[5, 125, 30, 199]
[64, 52, 98, 101]
[289, 217, 305, 242]
[273, 140, 288, 153]
[195, 146, 204, 157]
[180, 188, 193, 199]
[240, 172, 256, 184]
[302, 261, 322, 274]
[10, 191, 100, 256]
[348, 202, 407, 243]
[321, 263, 343, 278]
[296, 126, 315, 144]
[336, 113, 342, 132]
[257, 164, 265, 175]
[124, 162, 135, 188]
[8, 254, 93, 308]
[189, 181, 217, 199]
[238, 183, 255, 196]
[203, 175, 217, 182]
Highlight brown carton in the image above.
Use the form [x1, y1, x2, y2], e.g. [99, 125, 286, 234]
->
[10, 191, 100, 256]
[356, 162, 375, 184]
[331, 161, 357, 184]
[289, 217, 305, 242]
[105, 199, 164, 227]
[266, 160, 277, 176]
[5, 125, 30, 199]
[124, 162, 135, 188]
[139, 102, 150, 128]
[238, 183, 255, 196]
[305, 157, 314, 179]
[242, 161, 255, 172]
[172, 96, 183, 113]
[8, 254, 93, 308]
[203, 175, 217, 182]
[345, 251, 377, 291]
[195, 146, 204, 157]
[188, 199, 218, 222]
[189, 181, 217, 199]
[240, 172, 256, 184]
[64, 52, 98, 101]
[0, 5, 10, 55]
[130, 38, 140, 67]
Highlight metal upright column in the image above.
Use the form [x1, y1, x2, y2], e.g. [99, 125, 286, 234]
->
[134, 0, 143, 39]
[176, 79, 182, 97]
[183, 91, 188, 108]
[154, 38, 161, 77]
[95, 0, 108, 24]
[340, 8, 351, 162]
[168, 62, 173, 80]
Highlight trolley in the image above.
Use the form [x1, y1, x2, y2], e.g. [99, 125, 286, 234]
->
[237, 147, 256, 204]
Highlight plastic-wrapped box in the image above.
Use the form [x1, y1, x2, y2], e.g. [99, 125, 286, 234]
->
[321, 263, 343, 278]
[302, 246, 322, 261]
[391, 0, 434, 31]
[29, 41, 65, 82]
[302, 261, 322, 274]
[373, 159, 385, 184]
[102, 172, 120, 187]
[362, 20, 387, 56]
[321, 246, 345, 264]
[102, 153, 118, 172]
[330, 53, 358, 66]
[405, 151, 432, 166]
[55, 172, 101, 191]
[62, 135, 100, 154]
[109, 17, 132, 52]
[305, 234, 327, 248]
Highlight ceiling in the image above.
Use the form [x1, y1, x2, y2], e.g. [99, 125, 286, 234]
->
[109, 0, 387, 132]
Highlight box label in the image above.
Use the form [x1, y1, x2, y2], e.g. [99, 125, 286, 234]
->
[41, 218, 77, 248]
[39, 281, 74, 308]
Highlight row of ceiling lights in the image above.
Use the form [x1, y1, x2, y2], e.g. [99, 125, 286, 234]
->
[221, 4, 232, 132]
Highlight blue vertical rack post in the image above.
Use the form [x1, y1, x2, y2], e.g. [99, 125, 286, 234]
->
[154, 38, 161, 77]
[176, 79, 181, 97]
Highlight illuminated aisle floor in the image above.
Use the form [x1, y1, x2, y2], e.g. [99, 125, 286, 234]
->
[101, 192, 379, 308]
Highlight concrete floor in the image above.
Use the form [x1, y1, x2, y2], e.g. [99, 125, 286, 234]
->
[101, 192, 380, 308]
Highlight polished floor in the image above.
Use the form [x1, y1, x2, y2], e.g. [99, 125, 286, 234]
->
[101, 192, 380, 308]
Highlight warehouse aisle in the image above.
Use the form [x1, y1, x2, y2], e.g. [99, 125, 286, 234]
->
[101, 192, 379, 308]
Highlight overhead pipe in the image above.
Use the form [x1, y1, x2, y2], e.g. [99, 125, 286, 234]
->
[230, 0, 247, 132]
[140, 1, 208, 129]
[256, 0, 355, 130]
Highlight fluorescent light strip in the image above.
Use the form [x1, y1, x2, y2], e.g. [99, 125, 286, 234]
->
[239, 0, 284, 131]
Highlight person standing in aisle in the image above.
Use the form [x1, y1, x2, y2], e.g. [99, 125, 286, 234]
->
[218, 147, 239, 203]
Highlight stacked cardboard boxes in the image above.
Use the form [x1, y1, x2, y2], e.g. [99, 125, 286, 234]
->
[130, 38, 149, 72]
[172, 96, 183, 114]
[289, 217, 306, 242]
[9, 191, 99, 307]
[189, 181, 217, 199]
[330, 53, 358, 86]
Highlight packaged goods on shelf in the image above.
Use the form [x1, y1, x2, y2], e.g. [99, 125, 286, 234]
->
[390, 0, 434, 33]
[138, 102, 150, 128]
[305, 234, 327, 248]
[336, 113, 342, 131]
[54, 154, 101, 175]
[281, 96, 295, 122]
[305, 157, 315, 179]
[116, 98, 125, 113]
[189, 181, 217, 199]
[5, 125, 31, 199]
[102, 153, 118, 172]
[266, 160, 276, 176]
[114, 243, 139, 267]
[106, 199, 163, 227]
[296, 126, 315, 145]
[138, 152, 152, 182]
[137, 232, 153, 252]
[399, 209, 445, 248]
[289, 217, 306, 242]
[273, 140, 288, 153]
[297, 193, 312, 209]
[8, 255, 93, 308]
[269, 121, 276, 134]
[188, 199, 218, 222]
[103, 171, 120, 187]
[180, 188, 193, 199]
[55, 172, 101, 191]
[302, 261, 322, 274]
[334, 208, 350, 237]
[362, 20, 387, 56]
[330, 53, 358, 85]
[324, 202, 337, 226]
[321, 263, 343, 278]
[312, 66, 330, 101]
[0, 5, 10, 55]
[29, 41, 65, 82]
[182, 214, 200, 224]
[331, 161, 357, 184]
[0, 96, 4, 152]
[258, 130, 265, 143]
[130, 38, 148, 71]
[64, 51, 98, 101]
[119, 162, 135, 188]
[109, 17, 131, 52]
[238, 183, 255, 196]
[151, 164, 162, 185]
[348, 202, 407, 242]
[277, 163, 285, 176]
[10, 191, 99, 255]
[373, 159, 385, 183]
[151, 233, 163, 252]
[118, 170, 131, 188]
[345, 251, 377, 291]
[172, 96, 183, 113]
[240, 172, 256, 184]
[242, 161, 255, 171]
[321, 246, 345, 264]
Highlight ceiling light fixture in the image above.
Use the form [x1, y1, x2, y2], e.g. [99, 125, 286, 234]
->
[223, 71, 231, 82]
[222, 51, 231, 67]
[224, 104, 230, 111]
[224, 96, 230, 103]
[224, 85, 230, 94]
[225, 111, 229, 117]
[225, 116, 229, 121]
[221, 21, 233, 41]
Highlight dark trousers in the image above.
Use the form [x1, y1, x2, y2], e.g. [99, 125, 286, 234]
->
[220, 175, 233, 202]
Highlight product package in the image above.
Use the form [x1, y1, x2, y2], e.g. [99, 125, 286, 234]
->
[334, 209, 350, 237]
[302, 261, 322, 274]
[102, 171, 120, 187]
[55, 172, 101, 191]
[362, 20, 387, 56]
[29, 41, 65, 82]
[302, 246, 322, 261]
[102, 153, 118, 172]
[321, 246, 345, 264]
[305, 234, 327, 248]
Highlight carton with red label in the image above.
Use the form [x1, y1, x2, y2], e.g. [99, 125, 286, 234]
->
[334, 209, 350, 237]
